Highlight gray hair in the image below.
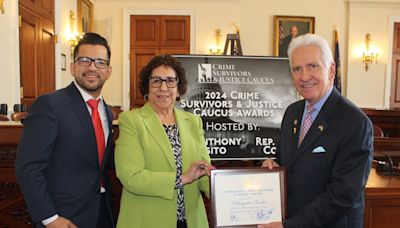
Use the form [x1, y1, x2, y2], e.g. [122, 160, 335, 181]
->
[287, 33, 333, 69]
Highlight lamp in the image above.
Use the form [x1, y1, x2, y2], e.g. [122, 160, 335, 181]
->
[361, 33, 379, 71]
[0, 0, 5, 15]
[68, 10, 84, 58]
[209, 29, 223, 55]
[234, 22, 240, 35]
[69, 33, 84, 58]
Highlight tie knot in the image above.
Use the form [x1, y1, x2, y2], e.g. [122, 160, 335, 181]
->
[306, 104, 315, 113]
[87, 99, 100, 110]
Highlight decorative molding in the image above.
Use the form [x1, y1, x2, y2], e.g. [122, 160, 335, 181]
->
[8, 205, 32, 225]
[347, 0, 400, 6]
[0, 149, 17, 167]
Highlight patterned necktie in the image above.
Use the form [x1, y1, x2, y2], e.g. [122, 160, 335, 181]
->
[298, 104, 315, 146]
[87, 99, 105, 166]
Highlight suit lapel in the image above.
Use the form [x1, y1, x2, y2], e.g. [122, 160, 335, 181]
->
[101, 100, 113, 169]
[65, 83, 99, 165]
[289, 88, 339, 165]
[292, 103, 304, 148]
[174, 108, 192, 171]
[297, 117, 327, 153]
[141, 103, 176, 170]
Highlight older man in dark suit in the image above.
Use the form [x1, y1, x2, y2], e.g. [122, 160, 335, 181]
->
[260, 34, 373, 228]
[16, 33, 115, 228]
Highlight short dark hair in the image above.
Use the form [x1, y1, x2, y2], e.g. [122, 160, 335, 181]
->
[73, 33, 111, 60]
[139, 55, 188, 98]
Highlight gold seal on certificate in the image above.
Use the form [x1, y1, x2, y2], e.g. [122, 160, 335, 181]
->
[210, 168, 287, 228]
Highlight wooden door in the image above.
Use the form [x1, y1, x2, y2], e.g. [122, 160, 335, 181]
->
[19, 1, 55, 107]
[391, 54, 400, 108]
[393, 23, 400, 52]
[129, 15, 190, 108]
[390, 23, 400, 108]
[19, 6, 39, 106]
[160, 16, 190, 47]
[130, 49, 158, 105]
[130, 15, 160, 47]
[39, 0, 54, 21]
[38, 18, 55, 95]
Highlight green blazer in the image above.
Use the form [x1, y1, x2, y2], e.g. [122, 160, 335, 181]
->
[115, 103, 210, 228]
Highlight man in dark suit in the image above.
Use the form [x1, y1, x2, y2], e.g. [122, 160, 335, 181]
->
[16, 33, 115, 228]
[260, 34, 373, 228]
[279, 25, 298, 57]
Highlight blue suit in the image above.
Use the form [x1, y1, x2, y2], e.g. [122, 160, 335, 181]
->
[16, 83, 115, 227]
[278, 88, 373, 228]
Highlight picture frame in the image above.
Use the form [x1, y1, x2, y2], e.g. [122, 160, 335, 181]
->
[77, 0, 94, 34]
[273, 15, 315, 57]
[61, 53, 66, 71]
[210, 167, 287, 228]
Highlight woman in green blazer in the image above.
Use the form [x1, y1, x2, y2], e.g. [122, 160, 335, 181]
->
[115, 55, 213, 228]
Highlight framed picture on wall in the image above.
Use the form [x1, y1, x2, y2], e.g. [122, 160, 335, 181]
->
[273, 15, 315, 57]
[61, 53, 66, 71]
[77, 0, 94, 33]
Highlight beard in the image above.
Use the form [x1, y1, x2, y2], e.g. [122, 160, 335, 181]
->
[76, 71, 105, 93]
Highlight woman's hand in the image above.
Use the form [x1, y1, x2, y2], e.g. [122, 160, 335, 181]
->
[181, 161, 215, 185]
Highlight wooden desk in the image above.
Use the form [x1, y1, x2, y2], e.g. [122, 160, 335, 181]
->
[364, 165, 400, 228]
[0, 122, 30, 227]
[373, 137, 400, 166]
[363, 109, 400, 137]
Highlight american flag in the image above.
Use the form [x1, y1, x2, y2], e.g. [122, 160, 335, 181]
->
[279, 22, 284, 44]
[334, 29, 342, 93]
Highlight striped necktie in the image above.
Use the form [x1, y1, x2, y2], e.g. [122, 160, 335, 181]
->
[298, 104, 315, 146]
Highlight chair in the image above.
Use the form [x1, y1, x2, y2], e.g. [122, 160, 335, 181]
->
[0, 114, 9, 121]
[11, 112, 28, 121]
[373, 124, 384, 138]
[109, 106, 123, 120]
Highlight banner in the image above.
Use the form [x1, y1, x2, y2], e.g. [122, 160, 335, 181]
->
[175, 55, 297, 160]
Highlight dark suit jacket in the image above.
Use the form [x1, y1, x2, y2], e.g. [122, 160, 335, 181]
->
[278, 88, 373, 228]
[16, 83, 115, 227]
[279, 35, 293, 57]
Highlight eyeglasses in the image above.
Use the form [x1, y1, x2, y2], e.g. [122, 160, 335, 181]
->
[291, 63, 321, 75]
[149, 76, 179, 88]
[74, 56, 110, 69]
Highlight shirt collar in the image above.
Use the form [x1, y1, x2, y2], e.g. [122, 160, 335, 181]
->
[304, 86, 333, 113]
[73, 81, 103, 103]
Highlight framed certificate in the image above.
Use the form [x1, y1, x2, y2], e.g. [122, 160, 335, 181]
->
[210, 168, 286, 228]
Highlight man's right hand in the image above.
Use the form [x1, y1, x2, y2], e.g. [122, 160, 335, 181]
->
[261, 159, 280, 169]
[46, 217, 77, 228]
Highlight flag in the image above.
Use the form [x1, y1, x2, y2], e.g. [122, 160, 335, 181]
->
[334, 29, 342, 93]
[279, 22, 284, 44]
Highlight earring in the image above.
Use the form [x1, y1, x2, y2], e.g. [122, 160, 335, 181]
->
[144, 94, 148, 100]
[176, 96, 181, 101]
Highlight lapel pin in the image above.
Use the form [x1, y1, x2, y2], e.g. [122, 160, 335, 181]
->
[293, 127, 297, 134]
[318, 125, 324, 132]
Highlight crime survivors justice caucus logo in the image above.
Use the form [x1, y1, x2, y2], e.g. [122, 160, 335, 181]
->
[197, 63, 274, 85]
[198, 63, 213, 83]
